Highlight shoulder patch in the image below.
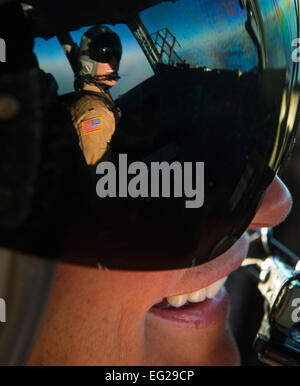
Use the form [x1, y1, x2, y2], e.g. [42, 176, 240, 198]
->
[81, 117, 102, 135]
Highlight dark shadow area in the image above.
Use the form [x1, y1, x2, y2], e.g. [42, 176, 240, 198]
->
[226, 127, 300, 366]
[274, 128, 300, 258]
[226, 269, 265, 366]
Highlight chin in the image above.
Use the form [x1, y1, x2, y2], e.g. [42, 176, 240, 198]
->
[209, 328, 241, 366]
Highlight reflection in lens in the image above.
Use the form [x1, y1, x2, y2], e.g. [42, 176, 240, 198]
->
[29, 1, 300, 270]
[96, 0, 299, 270]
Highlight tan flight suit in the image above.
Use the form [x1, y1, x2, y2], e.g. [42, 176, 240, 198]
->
[70, 83, 117, 165]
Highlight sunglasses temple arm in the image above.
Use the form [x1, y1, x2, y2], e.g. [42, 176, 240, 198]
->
[239, 228, 300, 366]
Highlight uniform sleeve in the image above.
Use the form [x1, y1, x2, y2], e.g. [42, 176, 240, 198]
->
[70, 95, 116, 166]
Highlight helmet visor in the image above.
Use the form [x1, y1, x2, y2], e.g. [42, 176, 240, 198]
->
[2, 0, 300, 271]
[58, 0, 300, 270]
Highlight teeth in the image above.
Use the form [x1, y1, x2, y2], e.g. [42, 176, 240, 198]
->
[166, 276, 227, 308]
[206, 277, 227, 299]
[187, 288, 206, 303]
[166, 294, 188, 308]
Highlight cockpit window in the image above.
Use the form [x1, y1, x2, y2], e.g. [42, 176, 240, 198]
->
[106, 24, 154, 100]
[139, 0, 258, 71]
[33, 0, 297, 100]
[34, 24, 154, 99]
[34, 35, 74, 95]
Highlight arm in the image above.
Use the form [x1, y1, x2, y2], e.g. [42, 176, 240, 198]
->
[70, 95, 116, 165]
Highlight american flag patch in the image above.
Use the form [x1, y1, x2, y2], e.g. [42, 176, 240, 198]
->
[81, 117, 102, 135]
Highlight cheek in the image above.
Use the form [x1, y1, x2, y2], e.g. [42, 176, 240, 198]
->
[96, 63, 106, 75]
[109, 270, 185, 311]
[27, 266, 189, 365]
[27, 266, 147, 365]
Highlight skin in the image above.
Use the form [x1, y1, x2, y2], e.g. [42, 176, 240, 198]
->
[95, 57, 120, 87]
[27, 176, 292, 365]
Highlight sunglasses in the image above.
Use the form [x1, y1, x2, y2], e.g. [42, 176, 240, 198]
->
[1, 0, 300, 271]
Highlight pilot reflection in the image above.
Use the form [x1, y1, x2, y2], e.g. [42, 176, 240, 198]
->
[69, 25, 122, 166]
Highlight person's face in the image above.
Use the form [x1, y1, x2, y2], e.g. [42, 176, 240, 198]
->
[27, 176, 291, 366]
[95, 56, 120, 87]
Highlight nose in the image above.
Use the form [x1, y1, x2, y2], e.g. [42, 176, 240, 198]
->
[248, 176, 292, 229]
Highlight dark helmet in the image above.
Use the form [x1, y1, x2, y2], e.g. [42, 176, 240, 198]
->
[78, 25, 122, 78]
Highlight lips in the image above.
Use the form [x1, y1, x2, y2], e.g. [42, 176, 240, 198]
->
[149, 287, 229, 328]
[147, 233, 249, 328]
